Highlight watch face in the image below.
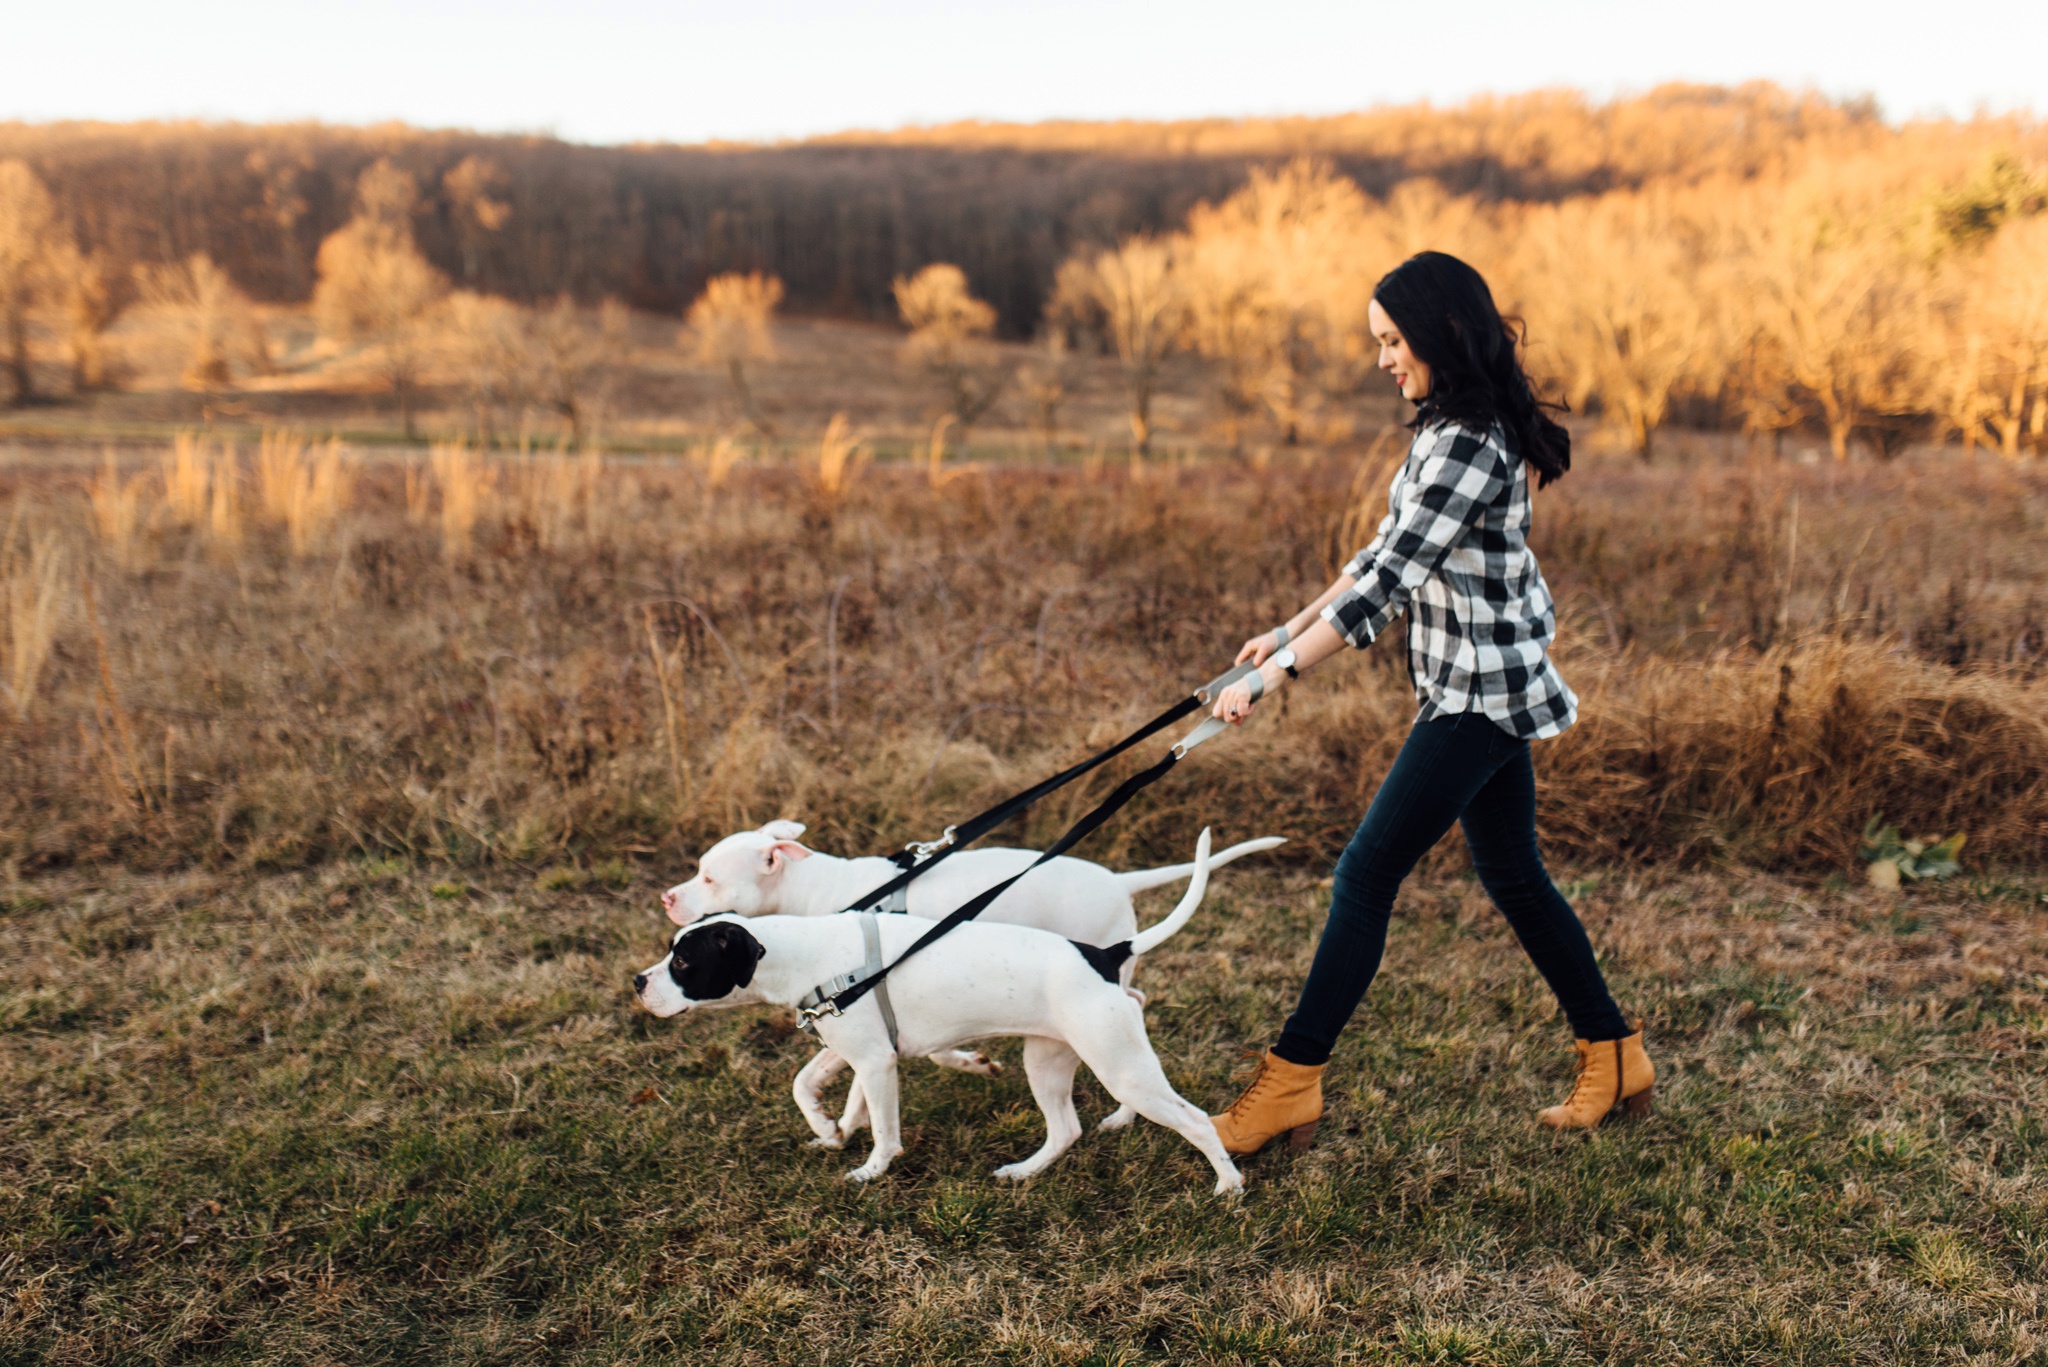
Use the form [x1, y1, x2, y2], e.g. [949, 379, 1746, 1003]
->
[1273, 647, 1297, 671]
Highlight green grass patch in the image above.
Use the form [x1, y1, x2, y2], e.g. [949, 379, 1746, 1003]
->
[3, 864, 2045, 1363]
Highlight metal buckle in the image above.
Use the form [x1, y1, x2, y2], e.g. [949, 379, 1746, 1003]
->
[906, 825, 957, 859]
[797, 1000, 842, 1032]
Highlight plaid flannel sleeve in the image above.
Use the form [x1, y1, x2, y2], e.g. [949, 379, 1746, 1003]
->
[1339, 508, 1397, 580]
[1320, 425, 1510, 648]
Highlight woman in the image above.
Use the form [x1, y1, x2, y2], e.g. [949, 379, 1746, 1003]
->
[1207, 251, 1651, 1157]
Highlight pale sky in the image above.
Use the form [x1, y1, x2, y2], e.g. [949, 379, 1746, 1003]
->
[9, 0, 2043, 144]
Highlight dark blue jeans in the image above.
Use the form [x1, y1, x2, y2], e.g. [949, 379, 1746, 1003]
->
[1272, 711, 1630, 1067]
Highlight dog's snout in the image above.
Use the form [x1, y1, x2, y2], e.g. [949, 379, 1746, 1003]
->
[632, 971, 648, 994]
[659, 888, 678, 913]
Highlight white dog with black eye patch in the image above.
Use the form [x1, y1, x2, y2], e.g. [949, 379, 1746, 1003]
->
[634, 829, 1243, 1194]
[660, 820, 1282, 1136]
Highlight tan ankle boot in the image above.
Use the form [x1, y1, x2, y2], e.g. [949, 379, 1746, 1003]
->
[1538, 1030, 1654, 1129]
[1211, 1049, 1324, 1157]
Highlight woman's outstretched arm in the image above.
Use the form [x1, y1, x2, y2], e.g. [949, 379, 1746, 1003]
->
[1233, 573, 1358, 667]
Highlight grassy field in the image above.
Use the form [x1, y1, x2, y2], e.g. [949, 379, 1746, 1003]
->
[3, 408, 2045, 1363]
[6, 857, 2047, 1364]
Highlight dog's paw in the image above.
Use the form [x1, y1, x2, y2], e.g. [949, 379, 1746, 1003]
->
[1096, 1105, 1137, 1131]
[1213, 1173, 1246, 1197]
[991, 1162, 1036, 1182]
[844, 1165, 886, 1184]
[808, 1132, 846, 1150]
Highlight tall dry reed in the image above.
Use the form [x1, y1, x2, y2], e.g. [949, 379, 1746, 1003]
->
[691, 434, 746, 491]
[160, 431, 210, 526]
[513, 445, 603, 551]
[85, 451, 149, 570]
[255, 432, 355, 556]
[810, 414, 870, 513]
[1, 526, 66, 719]
[428, 441, 495, 562]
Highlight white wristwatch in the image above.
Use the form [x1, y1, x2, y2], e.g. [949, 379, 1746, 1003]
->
[1271, 647, 1299, 679]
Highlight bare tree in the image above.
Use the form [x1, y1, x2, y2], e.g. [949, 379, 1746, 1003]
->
[443, 156, 511, 285]
[313, 159, 447, 438]
[1737, 194, 1927, 461]
[244, 146, 314, 294]
[138, 253, 267, 391]
[0, 160, 65, 405]
[1174, 160, 1380, 447]
[685, 271, 781, 435]
[893, 263, 1004, 441]
[1961, 215, 2048, 457]
[1516, 191, 1703, 458]
[1066, 238, 1183, 453]
[55, 246, 128, 391]
[1016, 328, 1076, 454]
[443, 289, 534, 443]
[531, 295, 631, 445]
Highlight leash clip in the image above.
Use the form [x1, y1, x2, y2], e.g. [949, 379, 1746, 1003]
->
[906, 825, 957, 859]
[797, 1000, 843, 1033]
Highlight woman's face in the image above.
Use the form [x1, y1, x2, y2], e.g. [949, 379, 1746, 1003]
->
[1369, 298, 1430, 401]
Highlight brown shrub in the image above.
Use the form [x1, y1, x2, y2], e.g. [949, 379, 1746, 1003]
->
[2, 442, 2042, 874]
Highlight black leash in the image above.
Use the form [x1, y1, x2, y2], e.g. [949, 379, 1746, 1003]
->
[830, 693, 1207, 915]
[798, 662, 1254, 1030]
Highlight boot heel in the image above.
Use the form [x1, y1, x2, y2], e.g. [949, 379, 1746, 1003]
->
[1285, 1120, 1318, 1153]
[1621, 1087, 1653, 1118]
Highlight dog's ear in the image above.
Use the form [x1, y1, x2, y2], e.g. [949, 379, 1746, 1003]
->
[758, 819, 807, 841]
[669, 920, 766, 1001]
[761, 839, 811, 873]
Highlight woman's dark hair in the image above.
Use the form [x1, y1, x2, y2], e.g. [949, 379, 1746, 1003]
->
[1372, 251, 1571, 488]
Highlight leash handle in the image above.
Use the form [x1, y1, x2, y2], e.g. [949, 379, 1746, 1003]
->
[1194, 661, 1260, 704]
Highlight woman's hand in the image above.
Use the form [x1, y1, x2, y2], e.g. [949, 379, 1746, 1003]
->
[1235, 630, 1281, 666]
[1212, 661, 1284, 725]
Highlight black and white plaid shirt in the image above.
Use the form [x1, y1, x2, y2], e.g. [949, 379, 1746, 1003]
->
[1321, 418, 1578, 739]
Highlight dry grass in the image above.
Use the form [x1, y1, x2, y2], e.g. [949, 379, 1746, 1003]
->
[426, 439, 494, 562]
[83, 452, 148, 571]
[690, 434, 747, 492]
[1, 436, 2042, 876]
[1, 523, 67, 718]
[158, 430, 210, 527]
[3, 858, 2044, 1363]
[255, 430, 354, 557]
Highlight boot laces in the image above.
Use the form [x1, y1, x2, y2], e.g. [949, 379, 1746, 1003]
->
[1562, 1045, 1601, 1108]
[1227, 1058, 1279, 1114]
[1560, 1041, 1622, 1111]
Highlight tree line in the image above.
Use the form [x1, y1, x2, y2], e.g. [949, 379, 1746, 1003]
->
[1, 84, 2044, 456]
[0, 84, 1893, 332]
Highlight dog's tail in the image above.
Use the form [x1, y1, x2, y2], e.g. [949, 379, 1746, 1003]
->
[1130, 828, 1213, 957]
[1114, 835, 1284, 895]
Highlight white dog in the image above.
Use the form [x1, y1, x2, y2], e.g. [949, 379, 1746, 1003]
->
[659, 821, 1283, 1134]
[634, 829, 1242, 1194]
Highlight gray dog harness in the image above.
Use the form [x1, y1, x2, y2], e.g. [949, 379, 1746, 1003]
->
[797, 910, 900, 1052]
